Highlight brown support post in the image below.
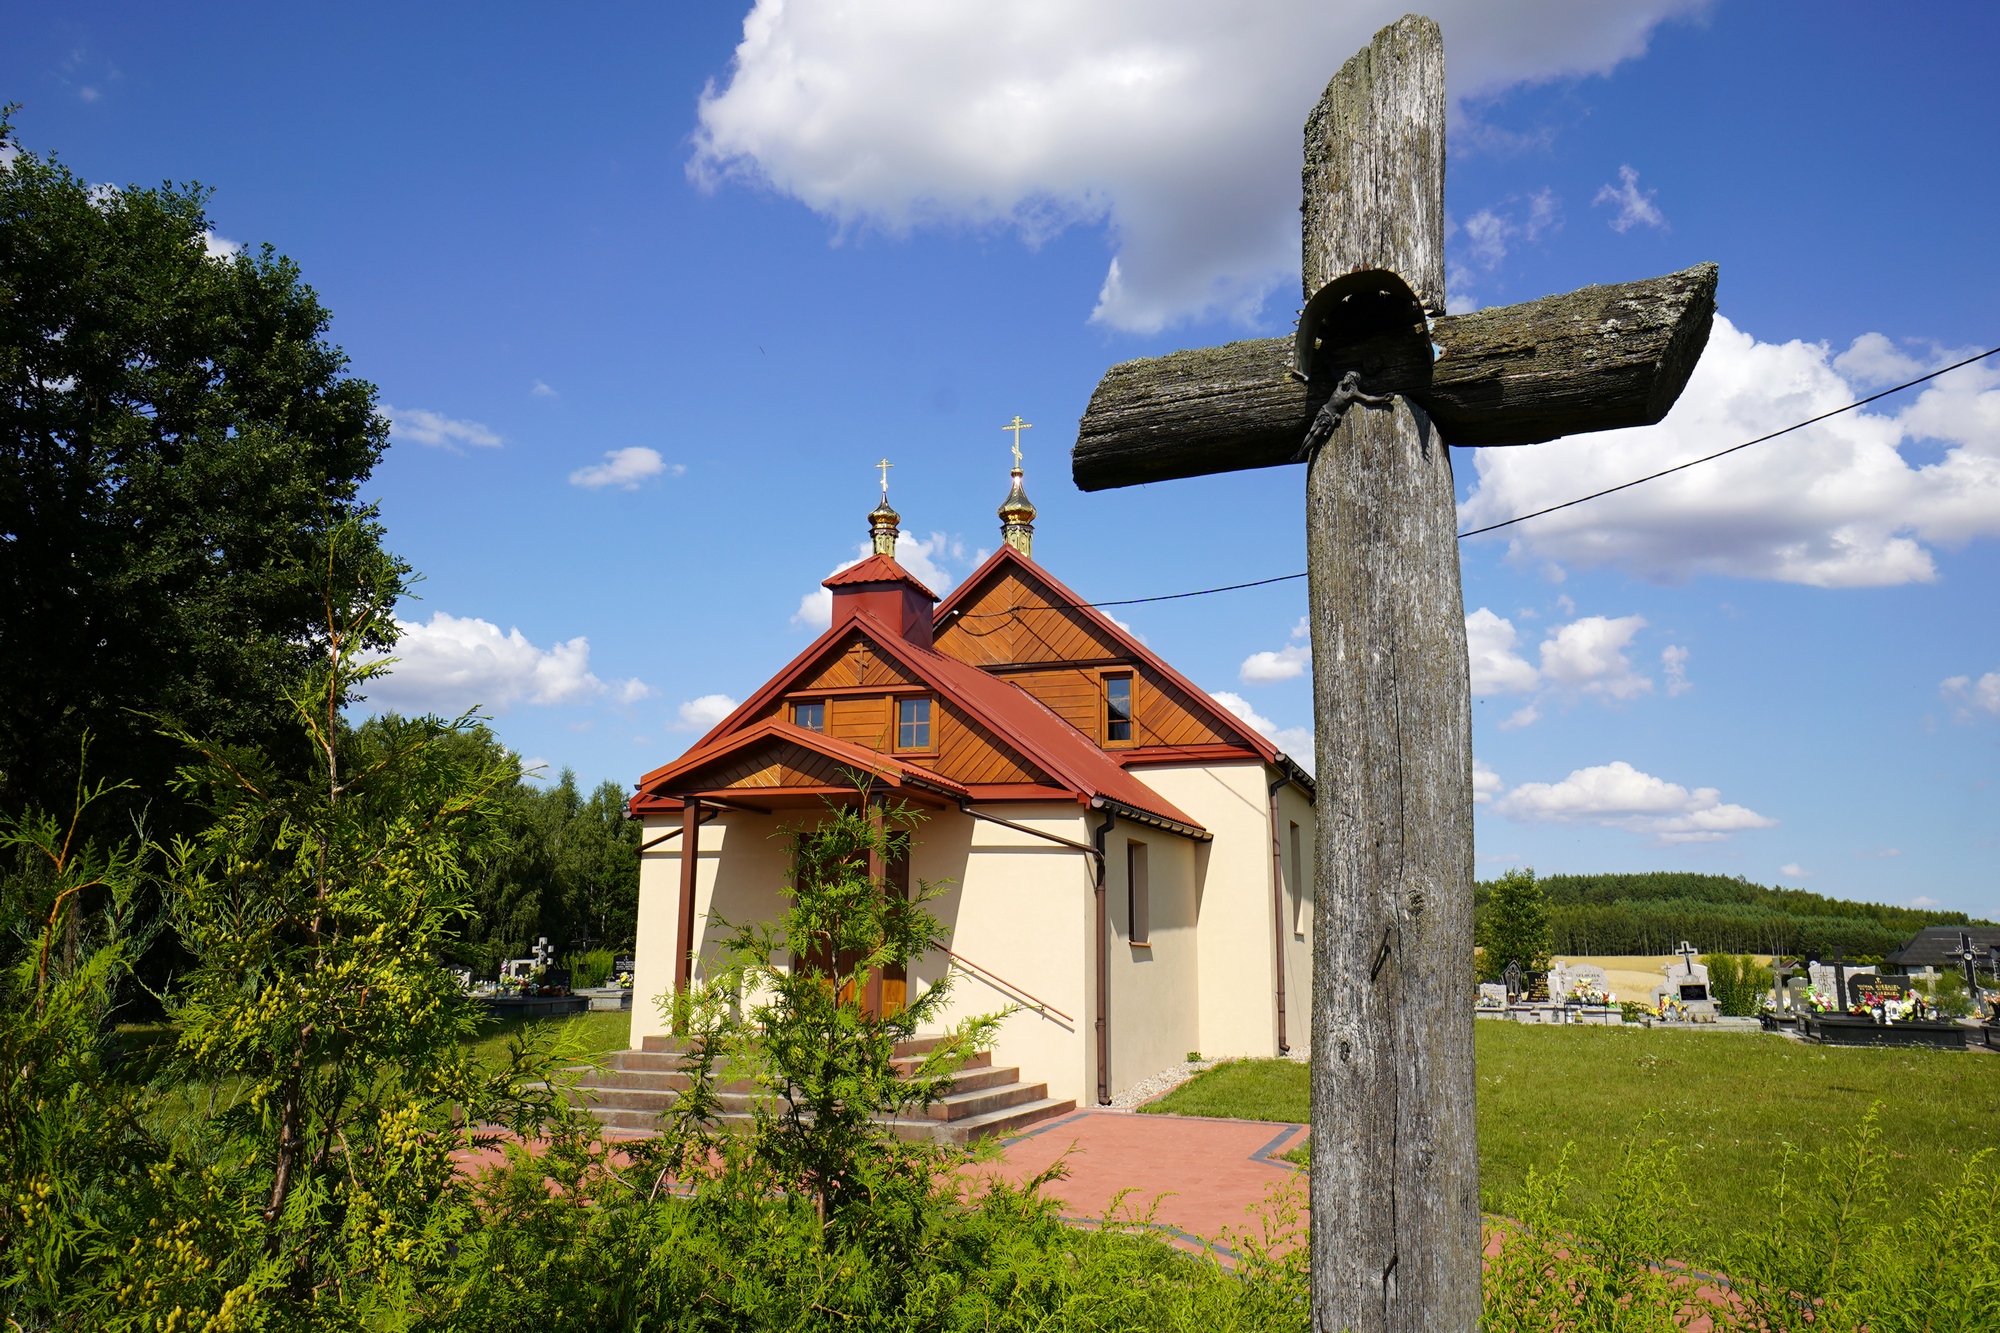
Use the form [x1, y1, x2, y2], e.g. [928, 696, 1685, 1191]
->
[864, 792, 885, 1016]
[1268, 776, 1291, 1054]
[674, 797, 702, 1003]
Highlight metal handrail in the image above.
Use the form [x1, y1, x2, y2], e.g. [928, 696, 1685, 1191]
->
[931, 943, 1076, 1024]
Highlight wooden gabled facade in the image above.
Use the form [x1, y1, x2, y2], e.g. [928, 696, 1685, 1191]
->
[625, 470, 1317, 1113]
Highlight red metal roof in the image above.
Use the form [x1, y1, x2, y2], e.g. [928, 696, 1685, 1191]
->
[632, 607, 1204, 833]
[634, 718, 968, 807]
[821, 552, 939, 600]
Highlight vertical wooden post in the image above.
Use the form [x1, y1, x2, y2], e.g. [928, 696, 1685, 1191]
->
[864, 792, 886, 1017]
[1303, 16, 1479, 1333]
[675, 796, 702, 1003]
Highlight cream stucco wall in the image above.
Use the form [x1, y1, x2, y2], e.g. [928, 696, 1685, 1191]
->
[1134, 763, 1294, 1060]
[629, 794, 1259, 1106]
[907, 805, 1096, 1107]
[630, 811, 791, 1043]
[1105, 826, 1200, 1094]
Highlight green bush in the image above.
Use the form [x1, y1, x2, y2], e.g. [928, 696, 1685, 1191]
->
[564, 946, 616, 989]
[1704, 952, 1773, 1016]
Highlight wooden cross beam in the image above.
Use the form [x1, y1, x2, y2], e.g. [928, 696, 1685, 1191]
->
[1067, 16, 1716, 1332]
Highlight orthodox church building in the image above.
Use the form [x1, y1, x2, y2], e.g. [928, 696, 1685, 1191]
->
[626, 456, 1316, 1113]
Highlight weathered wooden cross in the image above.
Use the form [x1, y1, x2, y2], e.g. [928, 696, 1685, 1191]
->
[1068, 16, 1716, 1331]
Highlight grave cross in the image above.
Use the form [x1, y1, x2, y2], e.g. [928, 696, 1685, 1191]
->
[1946, 931, 1991, 999]
[1674, 940, 1701, 978]
[1067, 17, 1716, 1332]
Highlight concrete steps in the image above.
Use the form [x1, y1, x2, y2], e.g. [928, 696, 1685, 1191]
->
[568, 1035, 1073, 1146]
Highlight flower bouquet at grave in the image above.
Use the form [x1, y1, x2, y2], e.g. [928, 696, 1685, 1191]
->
[616, 970, 633, 990]
[1566, 980, 1612, 1007]
[1803, 986, 1835, 1013]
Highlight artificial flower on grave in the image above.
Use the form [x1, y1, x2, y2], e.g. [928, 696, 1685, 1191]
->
[1566, 980, 1612, 1006]
[616, 971, 634, 989]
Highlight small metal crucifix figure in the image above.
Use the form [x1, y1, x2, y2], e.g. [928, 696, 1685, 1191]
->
[1067, 16, 1717, 1330]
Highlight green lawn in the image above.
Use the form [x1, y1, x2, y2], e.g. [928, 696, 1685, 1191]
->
[1144, 1022, 2000, 1264]
[466, 1008, 632, 1071]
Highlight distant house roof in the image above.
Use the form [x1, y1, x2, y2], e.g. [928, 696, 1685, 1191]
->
[1884, 925, 2000, 969]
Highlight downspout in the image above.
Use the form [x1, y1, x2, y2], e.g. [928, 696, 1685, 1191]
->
[1268, 772, 1291, 1055]
[1091, 801, 1117, 1106]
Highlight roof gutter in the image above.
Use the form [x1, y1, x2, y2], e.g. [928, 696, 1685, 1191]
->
[1091, 803, 1116, 1106]
[1090, 797, 1211, 843]
[1271, 751, 1316, 799]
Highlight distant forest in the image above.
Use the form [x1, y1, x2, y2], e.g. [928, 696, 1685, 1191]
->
[1473, 871, 1989, 961]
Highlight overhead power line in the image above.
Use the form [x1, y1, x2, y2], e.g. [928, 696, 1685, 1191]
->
[1455, 343, 2000, 540]
[958, 344, 1997, 618]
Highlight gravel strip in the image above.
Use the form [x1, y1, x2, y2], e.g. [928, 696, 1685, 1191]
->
[1104, 1059, 1214, 1110]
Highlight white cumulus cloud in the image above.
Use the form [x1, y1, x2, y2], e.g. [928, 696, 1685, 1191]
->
[570, 446, 670, 490]
[1466, 607, 1540, 695]
[1942, 672, 2000, 720]
[1465, 608, 1661, 724]
[1473, 758, 1504, 804]
[1458, 318, 2000, 587]
[1493, 760, 1776, 844]
[202, 231, 241, 259]
[1662, 644, 1691, 696]
[1592, 164, 1667, 233]
[1537, 615, 1651, 699]
[691, 0, 1706, 333]
[1207, 689, 1314, 774]
[1239, 617, 1310, 683]
[384, 405, 502, 451]
[365, 612, 641, 713]
[1779, 862, 1812, 879]
[794, 530, 960, 629]
[671, 693, 740, 733]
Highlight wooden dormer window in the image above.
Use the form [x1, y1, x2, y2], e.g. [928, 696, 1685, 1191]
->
[1104, 673, 1133, 743]
[896, 697, 932, 750]
[792, 700, 825, 732]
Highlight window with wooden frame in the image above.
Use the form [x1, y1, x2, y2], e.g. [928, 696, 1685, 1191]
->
[1288, 821, 1306, 936]
[895, 697, 932, 750]
[1126, 840, 1150, 946]
[1103, 672, 1134, 744]
[792, 700, 825, 732]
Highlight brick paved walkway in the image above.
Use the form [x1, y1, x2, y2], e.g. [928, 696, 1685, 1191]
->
[980, 1109, 1306, 1252]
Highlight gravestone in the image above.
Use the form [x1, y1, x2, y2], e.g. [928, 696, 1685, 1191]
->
[1652, 948, 1717, 1020]
[1547, 960, 1611, 1003]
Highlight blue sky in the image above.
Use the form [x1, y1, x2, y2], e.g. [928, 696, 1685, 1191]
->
[8, 1, 1997, 916]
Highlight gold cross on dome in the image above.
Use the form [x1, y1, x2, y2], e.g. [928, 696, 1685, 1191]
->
[875, 458, 893, 493]
[1002, 415, 1032, 467]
